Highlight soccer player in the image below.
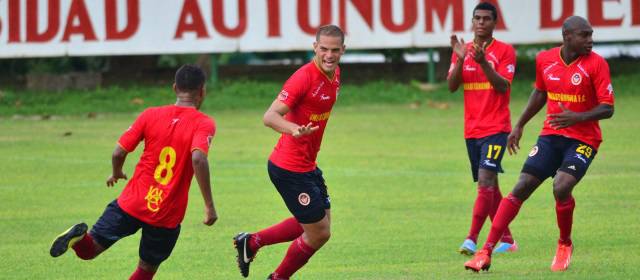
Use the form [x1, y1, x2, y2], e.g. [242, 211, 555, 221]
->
[233, 25, 345, 280]
[464, 16, 614, 272]
[447, 2, 517, 255]
[49, 65, 218, 280]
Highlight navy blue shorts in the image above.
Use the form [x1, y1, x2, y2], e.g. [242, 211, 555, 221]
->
[90, 200, 181, 266]
[522, 135, 597, 182]
[465, 133, 508, 182]
[268, 161, 330, 224]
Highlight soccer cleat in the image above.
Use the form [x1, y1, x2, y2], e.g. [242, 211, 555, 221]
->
[458, 238, 477, 255]
[50, 223, 88, 257]
[493, 240, 518, 254]
[551, 243, 573, 272]
[464, 249, 491, 272]
[266, 273, 274, 280]
[233, 232, 255, 278]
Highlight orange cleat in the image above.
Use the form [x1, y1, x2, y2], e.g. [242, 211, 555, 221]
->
[464, 249, 491, 272]
[551, 243, 573, 272]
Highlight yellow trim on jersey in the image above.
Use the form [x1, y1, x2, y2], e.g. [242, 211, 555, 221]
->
[558, 46, 580, 67]
[463, 82, 492, 91]
[547, 91, 586, 103]
[313, 58, 335, 82]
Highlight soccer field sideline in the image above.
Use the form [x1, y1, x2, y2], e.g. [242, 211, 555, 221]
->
[0, 95, 638, 279]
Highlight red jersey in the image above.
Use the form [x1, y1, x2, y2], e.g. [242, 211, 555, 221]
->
[448, 38, 516, 139]
[269, 61, 340, 172]
[117, 105, 216, 228]
[535, 47, 614, 149]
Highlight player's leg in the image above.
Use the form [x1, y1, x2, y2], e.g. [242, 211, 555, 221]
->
[270, 167, 331, 280]
[50, 200, 136, 260]
[234, 162, 307, 278]
[459, 139, 483, 255]
[132, 223, 180, 279]
[550, 140, 597, 271]
[465, 136, 559, 272]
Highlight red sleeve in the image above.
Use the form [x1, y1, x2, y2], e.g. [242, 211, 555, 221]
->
[278, 67, 310, 108]
[534, 52, 547, 91]
[118, 110, 148, 152]
[497, 45, 516, 83]
[191, 117, 216, 155]
[447, 52, 458, 79]
[592, 57, 615, 105]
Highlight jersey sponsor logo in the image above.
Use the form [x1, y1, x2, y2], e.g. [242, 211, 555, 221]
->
[312, 82, 325, 97]
[278, 90, 289, 101]
[298, 193, 311, 206]
[464, 65, 476, 71]
[574, 154, 587, 164]
[483, 159, 497, 168]
[529, 145, 539, 157]
[507, 64, 515, 73]
[547, 92, 586, 103]
[463, 82, 491, 90]
[547, 74, 560, 81]
[309, 111, 331, 121]
[145, 185, 164, 212]
[571, 73, 582, 85]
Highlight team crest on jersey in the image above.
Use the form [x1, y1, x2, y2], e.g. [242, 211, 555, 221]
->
[298, 193, 311, 206]
[529, 145, 539, 157]
[278, 90, 289, 101]
[571, 73, 582, 85]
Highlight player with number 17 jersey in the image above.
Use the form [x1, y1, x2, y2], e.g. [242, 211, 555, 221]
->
[117, 105, 216, 228]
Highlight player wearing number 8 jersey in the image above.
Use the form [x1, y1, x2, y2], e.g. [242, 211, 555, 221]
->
[465, 16, 614, 273]
[49, 65, 218, 280]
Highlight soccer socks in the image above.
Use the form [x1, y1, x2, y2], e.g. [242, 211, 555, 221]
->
[250, 217, 304, 252]
[129, 267, 155, 280]
[489, 188, 515, 244]
[483, 193, 523, 253]
[556, 196, 575, 246]
[272, 236, 317, 279]
[467, 187, 495, 243]
[72, 233, 97, 260]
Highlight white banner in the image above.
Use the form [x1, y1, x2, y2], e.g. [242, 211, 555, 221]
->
[0, 0, 639, 58]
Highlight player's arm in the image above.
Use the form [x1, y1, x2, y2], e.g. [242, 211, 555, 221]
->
[447, 35, 466, 92]
[107, 145, 129, 186]
[473, 43, 510, 93]
[548, 103, 614, 130]
[507, 88, 548, 155]
[192, 149, 217, 226]
[263, 100, 318, 138]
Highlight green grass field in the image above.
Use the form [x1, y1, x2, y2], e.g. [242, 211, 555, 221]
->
[1, 77, 639, 279]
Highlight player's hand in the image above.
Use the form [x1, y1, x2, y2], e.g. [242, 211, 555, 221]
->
[471, 41, 487, 64]
[548, 103, 582, 129]
[203, 206, 218, 226]
[106, 171, 127, 187]
[450, 35, 466, 59]
[507, 126, 523, 155]
[292, 122, 319, 138]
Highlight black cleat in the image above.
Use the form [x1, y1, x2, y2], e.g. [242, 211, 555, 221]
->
[50, 223, 88, 257]
[266, 273, 274, 280]
[233, 232, 255, 278]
